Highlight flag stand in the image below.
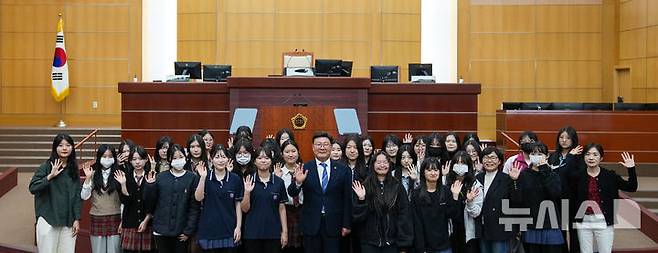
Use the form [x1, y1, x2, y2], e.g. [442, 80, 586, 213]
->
[56, 102, 66, 128]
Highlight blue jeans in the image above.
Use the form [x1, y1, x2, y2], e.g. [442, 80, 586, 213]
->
[480, 239, 508, 253]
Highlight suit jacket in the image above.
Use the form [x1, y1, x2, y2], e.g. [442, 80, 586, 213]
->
[288, 159, 353, 236]
[475, 171, 515, 241]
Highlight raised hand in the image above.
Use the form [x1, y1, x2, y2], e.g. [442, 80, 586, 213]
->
[403, 133, 413, 144]
[114, 170, 127, 185]
[197, 161, 208, 178]
[266, 134, 275, 139]
[450, 180, 463, 200]
[117, 153, 128, 166]
[273, 163, 284, 177]
[226, 159, 234, 172]
[480, 143, 488, 151]
[352, 181, 366, 200]
[48, 158, 65, 180]
[82, 162, 93, 178]
[145, 170, 157, 184]
[374, 148, 382, 154]
[509, 161, 522, 181]
[570, 145, 583, 155]
[619, 152, 635, 168]
[148, 154, 155, 167]
[227, 137, 235, 149]
[195, 161, 206, 174]
[466, 187, 480, 202]
[474, 157, 483, 173]
[441, 160, 452, 176]
[244, 175, 255, 193]
[406, 163, 419, 181]
[293, 166, 308, 185]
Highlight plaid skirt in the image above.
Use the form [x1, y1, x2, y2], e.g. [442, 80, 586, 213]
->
[285, 205, 303, 248]
[121, 227, 153, 251]
[90, 214, 121, 236]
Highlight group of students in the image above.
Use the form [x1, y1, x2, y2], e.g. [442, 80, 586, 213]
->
[29, 126, 638, 253]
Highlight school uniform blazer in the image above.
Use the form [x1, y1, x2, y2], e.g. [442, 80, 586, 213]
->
[287, 160, 353, 236]
[475, 171, 515, 241]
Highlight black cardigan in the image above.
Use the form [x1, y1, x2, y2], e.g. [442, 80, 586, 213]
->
[411, 185, 461, 252]
[145, 171, 200, 236]
[512, 164, 562, 230]
[570, 165, 637, 226]
[119, 170, 150, 228]
[475, 171, 515, 241]
[353, 184, 413, 248]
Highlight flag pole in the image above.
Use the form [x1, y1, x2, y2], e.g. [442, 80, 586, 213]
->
[54, 13, 67, 128]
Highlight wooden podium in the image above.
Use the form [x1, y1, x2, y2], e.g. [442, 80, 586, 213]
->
[118, 78, 481, 156]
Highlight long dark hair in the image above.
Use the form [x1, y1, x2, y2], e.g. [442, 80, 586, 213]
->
[393, 144, 417, 181]
[209, 144, 232, 180]
[363, 151, 401, 216]
[555, 126, 578, 154]
[445, 151, 475, 198]
[276, 128, 295, 146]
[260, 137, 283, 165]
[231, 138, 256, 178]
[92, 144, 119, 195]
[128, 145, 152, 174]
[417, 156, 444, 205]
[281, 139, 303, 165]
[48, 133, 79, 181]
[154, 136, 172, 164]
[235, 126, 253, 141]
[342, 134, 367, 181]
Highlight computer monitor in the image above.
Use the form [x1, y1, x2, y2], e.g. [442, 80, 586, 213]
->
[521, 103, 552, 110]
[646, 103, 658, 110]
[370, 66, 399, 82]
[552, 103, 583, 110]
[408, 63, 432, 81]
[314, 59, 343, 76]
[203, 65, 232, 82]
[502, 102, 523, 110]
[614, 103, 646, 111]
[340, 61, 353, 77]
[583, 103, 612, 110]
[174, 62, 202, 79]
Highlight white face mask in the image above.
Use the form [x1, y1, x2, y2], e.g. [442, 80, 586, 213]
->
[171, 158, 186, 170]
[236, 154, 251, 165]
[100, 158, 114, 169]
[530, 154, 543, 165]
[452, 164, 469, 176]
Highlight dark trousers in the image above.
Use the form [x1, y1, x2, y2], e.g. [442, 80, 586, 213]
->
[523, 243, 563, 253]
[341, 233, 361, 253]
[360, 243, 398, 253]
[124, 251, 153, 253]
[465, 239, 480, 253]
[282, 247, 304, 253]
[244, 239, 281, 253]
[303, 217, 340, 253]
[154, 235, 188, 253]
[203, 248, 237, 253]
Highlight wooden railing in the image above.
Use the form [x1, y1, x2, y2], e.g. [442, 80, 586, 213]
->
[75, 128, 99, 161]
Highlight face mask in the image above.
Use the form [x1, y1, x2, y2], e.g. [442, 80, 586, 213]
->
[530, 154, 543, 165]
[236, 154, 251, 165]
[426, 147, 442, 157]
[453, 164, 469, 176]
[100, 158, 114, 168]
[521, 143, 534, 153]
[171, 158, 186, 170]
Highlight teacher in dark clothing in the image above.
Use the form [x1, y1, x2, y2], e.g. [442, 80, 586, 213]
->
[288, 132, 353, 253]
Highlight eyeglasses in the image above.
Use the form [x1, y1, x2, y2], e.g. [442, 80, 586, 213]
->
[314, 143, 330, 148]
[482, 155, 499, 161]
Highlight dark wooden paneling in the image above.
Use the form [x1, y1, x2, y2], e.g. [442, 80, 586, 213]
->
[122, 130, 230, 150]
[369, 83, 481, 94]
[122, 93, 230, 111]
[122, 111, 230, 129]
[497, 110, 658, 163]
[119, 82, 228, 93]
[368, 131, 477, 149]
[368, 113, 477, 131]
[228, 77, 371, 89]
[0, 168, 17, 198]
[369, 94, 477, 112]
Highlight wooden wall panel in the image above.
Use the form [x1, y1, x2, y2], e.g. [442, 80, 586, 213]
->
[179, 0, 420, 79]
[0, 0, 141, 126]
[460, 2, 610, 140]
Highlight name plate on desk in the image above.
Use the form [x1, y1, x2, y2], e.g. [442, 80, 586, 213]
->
[285, 67, 314, 77]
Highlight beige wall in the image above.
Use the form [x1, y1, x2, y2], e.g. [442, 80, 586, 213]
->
[458, 0, 619, 140]
[618, 0, 658, 102]
[177, 0, 421, 80]
[0, 0, 141, 126]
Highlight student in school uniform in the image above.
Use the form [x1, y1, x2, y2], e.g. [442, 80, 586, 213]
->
[154, 136, 172, 173]
[29, 133, 82, 253]
[199, 129, 215, 159]
[81, 144, 128, 253]
[278, 140, 304, 253]
[186, 134, 210, 174]
[120, 146, 155, 253]
[361, 135, 375, 169]
[276, 128, 296, 147]
[195, 144, 244, 253]
[241, 146, 289, 253]
[232, 138, 257, 179]
[146, 144, 201, 253]
[117, 139, 135, 171]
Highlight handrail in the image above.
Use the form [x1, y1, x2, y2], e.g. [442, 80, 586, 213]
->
[499, 131, 520, 148]
[75, 128, 98, 149]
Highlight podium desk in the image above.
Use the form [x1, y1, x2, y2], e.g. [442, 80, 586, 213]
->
[119, 78, 480, 159]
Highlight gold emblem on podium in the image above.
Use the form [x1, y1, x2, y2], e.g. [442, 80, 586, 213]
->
[291, 113, 308, 130]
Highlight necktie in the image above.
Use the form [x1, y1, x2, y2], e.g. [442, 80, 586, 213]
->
[320, 162, 328, 192]
[136, 175, 143, 186]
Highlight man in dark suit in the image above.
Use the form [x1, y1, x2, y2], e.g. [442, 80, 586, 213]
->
[288, 131, 352, 253]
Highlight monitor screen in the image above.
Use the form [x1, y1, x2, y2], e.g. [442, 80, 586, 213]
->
[615, 103, 646, 111]
[408, 63, 432, 81]
[174, 62, 202, 79]
[314, 59, 343, 77]
[370, 66, 399, 82]
[340, 61, 353, 77]
[552, 103, 583, 110]
[521, 103, 552, 110]
[203, 65, 232, 82]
